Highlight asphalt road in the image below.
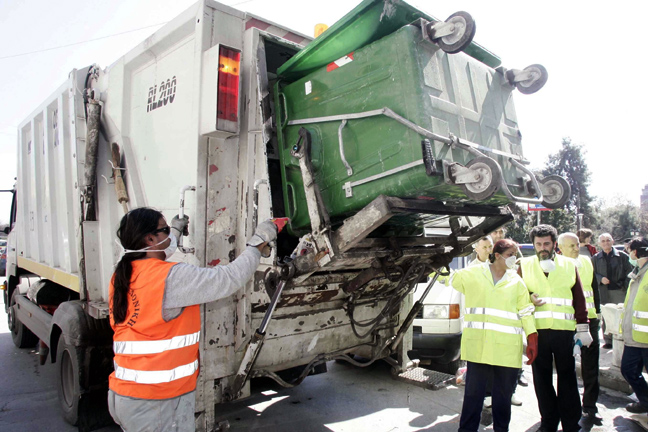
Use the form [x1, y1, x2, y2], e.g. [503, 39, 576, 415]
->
[0, 293, 646, 431]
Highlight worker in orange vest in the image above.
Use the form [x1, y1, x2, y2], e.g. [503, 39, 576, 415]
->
[108, 207, 278, 431]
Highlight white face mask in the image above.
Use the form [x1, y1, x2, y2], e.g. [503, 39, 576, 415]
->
[504, 256, 517, 269]
[568, 257, 582, 269]
[539, 259, 556, 273]
[120, 232, 177, 260]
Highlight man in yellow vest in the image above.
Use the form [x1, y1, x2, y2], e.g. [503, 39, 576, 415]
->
[519, 225, 591, 432]
[558, 232, 602, 425]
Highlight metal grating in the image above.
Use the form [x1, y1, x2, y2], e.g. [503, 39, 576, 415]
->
[395, 367, 455, 390]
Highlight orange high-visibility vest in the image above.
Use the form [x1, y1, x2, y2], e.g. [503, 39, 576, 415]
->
[109, 259, 201, 400]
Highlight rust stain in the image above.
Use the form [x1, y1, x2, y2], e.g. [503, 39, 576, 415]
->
[208, 259, 221, 266]
[209, 164, 219, 175]
[208, 220, 215, 225]
[215, 207, 226, 217]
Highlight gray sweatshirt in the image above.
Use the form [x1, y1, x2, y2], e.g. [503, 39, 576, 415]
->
[161, 246, 261, 321]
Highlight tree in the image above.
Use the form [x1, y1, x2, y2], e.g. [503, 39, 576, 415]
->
[596, 199, 641, 241]
[542, 137, 597, 228]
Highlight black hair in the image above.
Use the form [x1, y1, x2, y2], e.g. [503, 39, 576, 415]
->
[529, 224, 558, 243]
[629, 237, 648, 259]
[489, 239, 518, 263]
[112, 207, 164, 325]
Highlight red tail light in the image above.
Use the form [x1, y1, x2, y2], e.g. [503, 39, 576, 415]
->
[217, 46, 240, 132]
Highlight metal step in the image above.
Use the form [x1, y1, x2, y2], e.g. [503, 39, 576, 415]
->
[394, 366, 455, 390]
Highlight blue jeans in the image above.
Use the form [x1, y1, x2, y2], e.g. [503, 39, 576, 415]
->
[459, 361, 518, 432]
[621, 345, 648, 408]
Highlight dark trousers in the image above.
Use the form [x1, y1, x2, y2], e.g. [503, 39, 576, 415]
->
[459, 361, 518, 432]
[581, 318, 600, 414]
[531, 329, 581, 432]
[621, 345, 648, 409]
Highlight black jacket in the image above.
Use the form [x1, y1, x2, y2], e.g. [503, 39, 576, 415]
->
[591, 248, 633, 291]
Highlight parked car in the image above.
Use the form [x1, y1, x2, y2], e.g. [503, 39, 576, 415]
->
[518, 243, 535, 257]
[409, 256, 469, 374]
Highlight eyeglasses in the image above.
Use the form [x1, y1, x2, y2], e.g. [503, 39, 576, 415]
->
[152, 226, 171, 235]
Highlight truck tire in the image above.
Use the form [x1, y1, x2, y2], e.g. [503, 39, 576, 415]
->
[9, 289, 39, 348]
[57, 337, 81, 426]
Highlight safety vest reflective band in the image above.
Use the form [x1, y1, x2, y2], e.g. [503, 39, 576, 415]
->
[586, 302, 595, 310]
[114, 331, 200, 355]
[534, 311, 575, 321]
[634, 311, 648, 319]
[632, 323, 648, 334]
[114, 360, 199, 384]
[465, 320, 524, 335]
[540, 297, 572, 306]
[520, 255, 577, 330]
[109, 259, 201, 400]
[583, 290, 593, 298]
[518, 305, 535, 317]
[466, 307, 520, 321]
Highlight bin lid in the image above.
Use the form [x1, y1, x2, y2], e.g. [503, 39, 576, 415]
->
[277, 0, 501, 81]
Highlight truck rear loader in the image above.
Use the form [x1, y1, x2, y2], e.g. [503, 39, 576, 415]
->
[1, 0, 569, 430]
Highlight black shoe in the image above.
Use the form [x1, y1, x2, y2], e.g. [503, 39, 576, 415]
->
[518, 374, 529, 387]
[626, 402, 648, 413]
[581, 411, 603, 426]
[480, 408, 493, 426]
[602, 342, 612, 349]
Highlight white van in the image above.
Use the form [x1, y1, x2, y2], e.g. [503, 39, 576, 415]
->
[409, 256, 469, 374]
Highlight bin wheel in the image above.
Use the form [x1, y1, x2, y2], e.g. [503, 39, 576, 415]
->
[507, 64, 548, 95]
[9, 288, 38, 349]
[435, 11, 476, 54]
[461, 156, 502, 201]
[539, 175, 571, 209]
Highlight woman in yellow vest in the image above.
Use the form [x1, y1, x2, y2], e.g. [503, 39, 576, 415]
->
[620, 237, 648, 415]
[108, 207, 278, 431]
[451, 239, 538, 432]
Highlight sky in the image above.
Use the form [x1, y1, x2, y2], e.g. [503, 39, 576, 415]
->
[1, 0, 646, 224]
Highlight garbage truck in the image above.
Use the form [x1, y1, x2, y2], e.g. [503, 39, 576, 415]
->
[2, 0, 570, 430]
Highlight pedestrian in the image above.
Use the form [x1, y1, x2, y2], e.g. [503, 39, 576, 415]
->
[576, 228, 597, 258]
[519, 224, 591, 432]
[592, 233, 633, 347]
[452, 239, 538, 432]
[558, 232, 602, 425]
[469, 236, 493, 266]
[620, 237, 648, 415]
[107, 207, 278, 431]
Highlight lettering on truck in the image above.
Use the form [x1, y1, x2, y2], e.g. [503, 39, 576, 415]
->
[147, 76, 177, 112]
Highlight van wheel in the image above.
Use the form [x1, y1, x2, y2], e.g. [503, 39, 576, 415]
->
[57, 337, 81, 425]
[9, 289, 38, 348]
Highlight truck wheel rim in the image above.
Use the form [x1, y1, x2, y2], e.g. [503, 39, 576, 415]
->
[61, 350, 75, 407]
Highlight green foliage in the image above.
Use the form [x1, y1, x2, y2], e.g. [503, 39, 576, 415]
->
[596, 200, 642, 241]
[542, 137, 597, 228]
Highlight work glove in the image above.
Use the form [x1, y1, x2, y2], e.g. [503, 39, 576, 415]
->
[526, 332, 538, 365]
[247, 220, 279, 257]
[171, 215, 189, 236]
[574, 323, 593, 348]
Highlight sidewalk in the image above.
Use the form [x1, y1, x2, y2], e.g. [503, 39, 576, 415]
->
[576, 341, 633, 394]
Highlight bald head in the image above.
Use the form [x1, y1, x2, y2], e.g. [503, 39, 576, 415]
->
[558, 232, 580, 259]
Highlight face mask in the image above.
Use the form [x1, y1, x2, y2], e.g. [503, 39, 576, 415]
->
[504, 256, 517, 269]
[629, 252, 638, 267]
[539, 259, 556, 273]
[568, 257, 582, 269]
[120, 232, 177, 260]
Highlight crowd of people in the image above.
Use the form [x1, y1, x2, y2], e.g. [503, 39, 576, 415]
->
[454, 224, 648, 432]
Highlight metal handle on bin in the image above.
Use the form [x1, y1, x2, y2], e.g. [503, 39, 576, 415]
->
[286, 183, 297, 221]
[280, 93, 289, 129]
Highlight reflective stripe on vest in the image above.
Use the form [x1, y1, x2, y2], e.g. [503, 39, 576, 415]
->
[466, 307, 519, 321]
[540, 297, 572, 306]
[633, 323, 648, 334]
[586, 302, 595, 310]
[634, 311, 648, 319]
[465, 321, 524, 335]
[114, 359, 199, 384]
[114, 331, 200, 355]
[583, 290, 593, 298]
[518, 305, 535, 317]
[534, 311, 575, 321]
